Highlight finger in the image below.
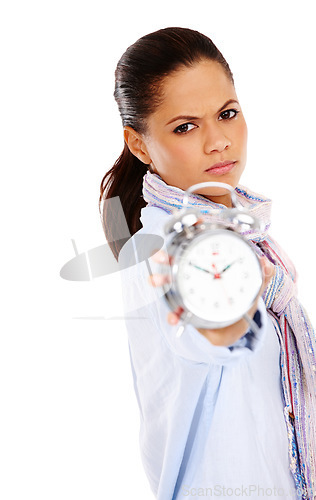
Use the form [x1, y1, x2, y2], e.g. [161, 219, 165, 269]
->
[148, 274, 171, 287]
[258, 256, 275, 294]
[259, 256, 272, 276]
[167, 311, 179, 325]
[167, 306, 184, 325]
[150, 249, 172, 265]
[263, 258, 275, 283]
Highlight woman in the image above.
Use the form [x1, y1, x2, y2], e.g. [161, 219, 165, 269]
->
[99, 27, 316, 499]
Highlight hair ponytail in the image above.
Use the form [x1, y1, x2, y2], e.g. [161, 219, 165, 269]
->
[99, 143, 148, 261]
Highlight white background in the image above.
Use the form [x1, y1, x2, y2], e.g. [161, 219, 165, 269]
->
[1, 1, 315, 498]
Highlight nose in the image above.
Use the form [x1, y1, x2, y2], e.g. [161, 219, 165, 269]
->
[203, 123, 231, 154]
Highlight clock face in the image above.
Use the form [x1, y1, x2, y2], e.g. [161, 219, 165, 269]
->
[175, 230, 262, 324]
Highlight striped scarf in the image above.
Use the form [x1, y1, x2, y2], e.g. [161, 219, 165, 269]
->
[143, 171, 316, 499]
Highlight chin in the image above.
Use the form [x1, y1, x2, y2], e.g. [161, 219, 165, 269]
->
[198, 183, 236, 198]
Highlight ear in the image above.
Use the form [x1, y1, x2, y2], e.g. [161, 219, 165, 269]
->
[124, 127, 151, 165]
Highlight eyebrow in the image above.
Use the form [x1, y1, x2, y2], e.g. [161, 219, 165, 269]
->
[166, 99, 240, 126]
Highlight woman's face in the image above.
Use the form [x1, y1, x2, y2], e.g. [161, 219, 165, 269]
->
[137, 59, 248, 207]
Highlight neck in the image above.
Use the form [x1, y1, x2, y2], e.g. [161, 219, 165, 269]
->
[204, 193, 233, 208]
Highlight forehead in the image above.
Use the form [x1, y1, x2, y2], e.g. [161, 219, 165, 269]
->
[153, 59, 236, 119]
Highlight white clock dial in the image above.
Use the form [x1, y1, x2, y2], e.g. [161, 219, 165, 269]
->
[175, 230, 262, 323]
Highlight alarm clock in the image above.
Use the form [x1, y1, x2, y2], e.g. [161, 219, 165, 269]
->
[158, 182, 264, 337]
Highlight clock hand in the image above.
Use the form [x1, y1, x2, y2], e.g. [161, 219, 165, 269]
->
[189, 262, 216, 276]
[220, 260, 238, 274]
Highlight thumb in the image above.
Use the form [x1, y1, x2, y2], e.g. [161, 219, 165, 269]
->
[260, 256, 275, 290]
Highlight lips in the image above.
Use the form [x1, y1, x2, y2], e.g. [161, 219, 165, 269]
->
[205, 160, 237, 175]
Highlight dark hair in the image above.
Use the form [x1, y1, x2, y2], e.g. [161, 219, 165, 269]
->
[99, 27, 234, 260]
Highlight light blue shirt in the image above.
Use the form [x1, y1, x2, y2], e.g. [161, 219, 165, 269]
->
[119, 206, 298, 499]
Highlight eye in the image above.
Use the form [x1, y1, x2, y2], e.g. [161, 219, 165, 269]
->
[219, 108, 240, 120]
[173, 123, 196, 134]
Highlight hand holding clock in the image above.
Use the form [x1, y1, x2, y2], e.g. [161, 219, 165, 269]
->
[149, 250, 275, 347]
